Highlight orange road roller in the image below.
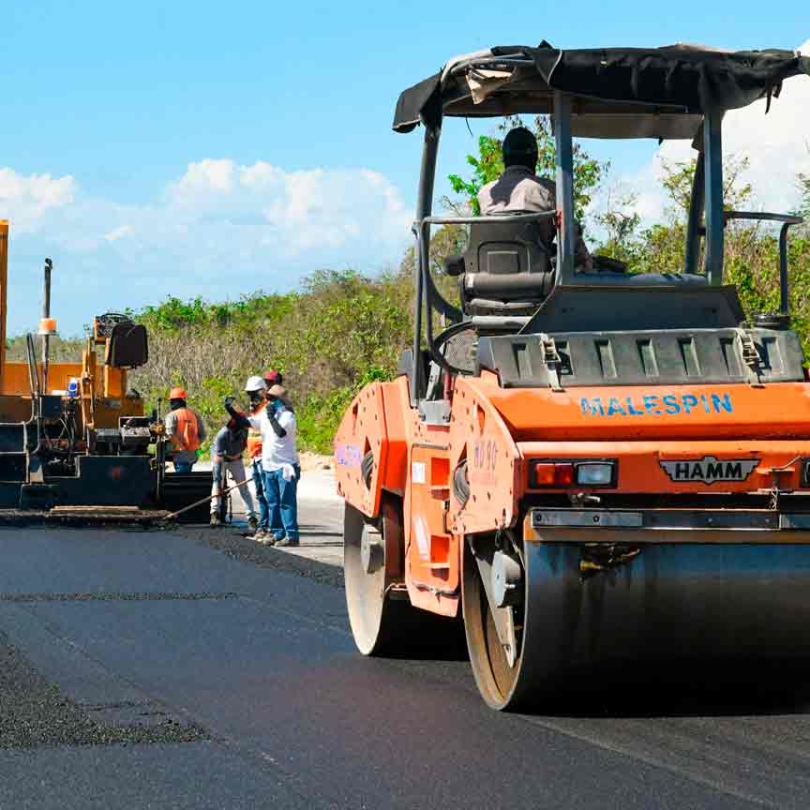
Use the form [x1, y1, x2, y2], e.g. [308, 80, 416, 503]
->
[335, 41, 810, 709]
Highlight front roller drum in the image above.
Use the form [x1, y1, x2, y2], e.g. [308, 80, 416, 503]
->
[344, 499, 463, 657]
[344, 499, 401, 655]
[463, 536, 810, 711]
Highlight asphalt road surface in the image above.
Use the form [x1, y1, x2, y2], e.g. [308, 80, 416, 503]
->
[3, 475, 810, 808]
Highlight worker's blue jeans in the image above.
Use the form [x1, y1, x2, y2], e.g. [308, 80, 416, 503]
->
[262, 465, 300, 541]
[252, 460, 273, 531]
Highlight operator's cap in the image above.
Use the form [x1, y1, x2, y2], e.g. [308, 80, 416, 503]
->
[169, 387, 187, 400]
[263, 369, 283, 385]
[503, 127, 538, 161]
[244, 375, 267, 393]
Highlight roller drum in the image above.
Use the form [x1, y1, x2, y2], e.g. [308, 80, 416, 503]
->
[466, 540, 810, 710]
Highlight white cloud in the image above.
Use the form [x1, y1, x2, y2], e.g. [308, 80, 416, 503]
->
[0, 158, 413, 333]
[0, 158, 412, 259]
[103, 224, 133, 243]
[604, 38, 810, 228]
[0, 168, 77, 234]
[168, 158, 236, 201]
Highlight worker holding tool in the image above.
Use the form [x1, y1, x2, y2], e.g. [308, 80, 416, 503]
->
[244, 375, 271, 539]
[209, 416, 258, 529]
[226, 384, 300, 546]
[164, 387, 206, 473]
[478, 126, 593, 270]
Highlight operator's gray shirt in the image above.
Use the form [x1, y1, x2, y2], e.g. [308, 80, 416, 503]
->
[210, 427, 248, 462]
[477, 166, 592, 269]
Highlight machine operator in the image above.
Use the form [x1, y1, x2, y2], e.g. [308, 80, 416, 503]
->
[477, 126, 593, 271]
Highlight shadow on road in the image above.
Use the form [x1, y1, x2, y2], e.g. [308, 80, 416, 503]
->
[523, 659, 810, 719]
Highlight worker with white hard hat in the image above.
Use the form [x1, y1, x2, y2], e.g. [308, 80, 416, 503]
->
[243, 375, 272, 538]
[226, 380, 300, 546]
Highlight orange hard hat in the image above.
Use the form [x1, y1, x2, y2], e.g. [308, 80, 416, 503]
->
[169, 387, 187, 400]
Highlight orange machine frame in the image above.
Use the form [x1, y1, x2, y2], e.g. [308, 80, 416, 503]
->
[336, 368, 810, 620]
[0, 220, 141, 431]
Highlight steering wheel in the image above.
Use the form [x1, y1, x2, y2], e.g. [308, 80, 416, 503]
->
[432, 319, 480, 376]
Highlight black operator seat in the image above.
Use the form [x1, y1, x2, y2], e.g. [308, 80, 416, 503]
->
[445, 216, 556, 316]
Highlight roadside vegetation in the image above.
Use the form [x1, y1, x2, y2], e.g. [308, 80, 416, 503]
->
[7, 125, 810, 453]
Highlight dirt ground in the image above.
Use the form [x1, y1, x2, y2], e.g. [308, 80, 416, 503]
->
[298, 452, 334, 472]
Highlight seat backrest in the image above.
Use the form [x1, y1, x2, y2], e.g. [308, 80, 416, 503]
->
[463, 220, 552, 276]
[105, 322, 149, 369]
[461, 220, 554, 315]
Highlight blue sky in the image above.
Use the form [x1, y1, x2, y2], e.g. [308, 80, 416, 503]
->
[1, 1, 808, 334]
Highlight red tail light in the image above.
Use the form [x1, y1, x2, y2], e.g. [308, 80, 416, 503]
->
[532, 462, 574, 487]
[530, 460, 617, 488]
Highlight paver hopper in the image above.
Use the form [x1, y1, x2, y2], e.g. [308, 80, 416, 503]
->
[335, 42, 810, 709]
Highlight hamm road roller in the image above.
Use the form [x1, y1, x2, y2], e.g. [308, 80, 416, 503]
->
[335, 42, 810, 709]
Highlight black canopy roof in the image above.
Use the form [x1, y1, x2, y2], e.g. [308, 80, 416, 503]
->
[393, 43, 810, 139]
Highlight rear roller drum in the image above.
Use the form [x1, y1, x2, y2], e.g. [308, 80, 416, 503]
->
[462, 535, 566, 711]
[464, 532, 810, 710]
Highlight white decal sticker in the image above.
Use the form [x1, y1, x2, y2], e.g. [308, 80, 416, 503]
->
[411, 462, 426, 484]
[414, 516, 430, 559]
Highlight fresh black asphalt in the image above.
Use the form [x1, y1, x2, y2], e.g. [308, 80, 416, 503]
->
[2, 524, 810, 809]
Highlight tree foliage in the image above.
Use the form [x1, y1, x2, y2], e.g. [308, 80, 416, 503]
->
[127, 270, 414, 453]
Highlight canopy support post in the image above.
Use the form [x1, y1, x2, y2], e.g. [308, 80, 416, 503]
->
[411, 123, 441, 406]
[684, 151, 705, 275]
[703, 110, 724, 285]
[554, 91, 576, 285]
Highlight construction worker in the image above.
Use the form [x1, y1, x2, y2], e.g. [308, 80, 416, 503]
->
[226, 384, 300, 547]
[210, 417, 258, 530]
[262, 369, 294, 410]
[164, 387, 206, 473]
[244, 375, 271, 538]
[477, 126, 593, 270]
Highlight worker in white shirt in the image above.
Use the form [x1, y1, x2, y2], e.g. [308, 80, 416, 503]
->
[226, 384, 300, 546]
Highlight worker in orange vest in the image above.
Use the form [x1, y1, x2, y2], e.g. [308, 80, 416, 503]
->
[244, 376, 270, 537]
[164, 387, 206, 473]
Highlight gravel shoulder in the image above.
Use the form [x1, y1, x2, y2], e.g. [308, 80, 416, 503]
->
[0, 627, 207, 750]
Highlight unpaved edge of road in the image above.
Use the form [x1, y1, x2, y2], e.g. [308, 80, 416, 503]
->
[178, 527, 344, 589]
[0, 626, 209, 750]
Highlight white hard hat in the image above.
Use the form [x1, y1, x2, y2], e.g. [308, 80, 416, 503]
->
[244, 375, 268, 393]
